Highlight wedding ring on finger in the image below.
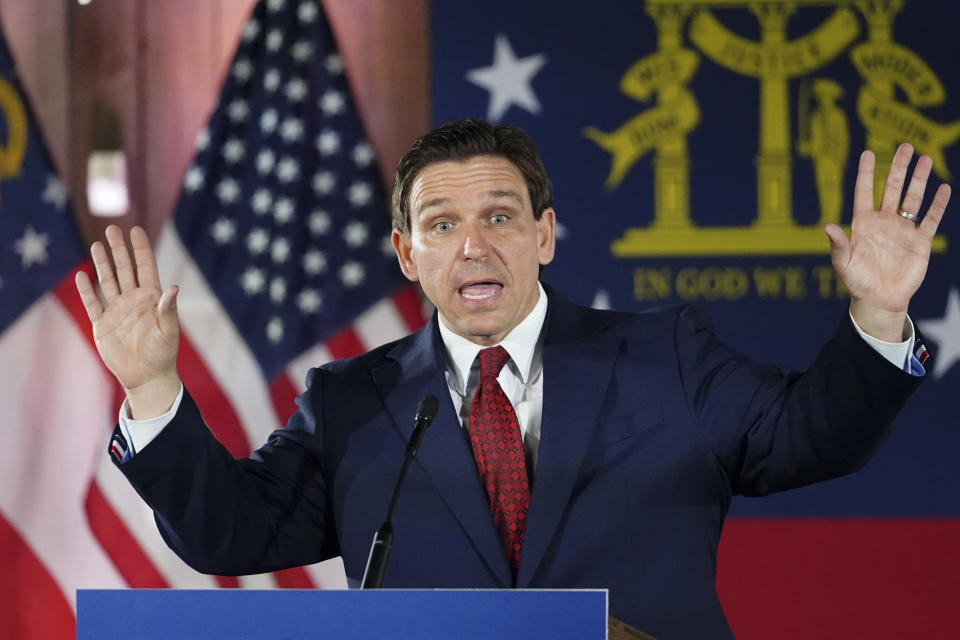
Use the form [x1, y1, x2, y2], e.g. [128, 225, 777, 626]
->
[898, 209, 919, 222]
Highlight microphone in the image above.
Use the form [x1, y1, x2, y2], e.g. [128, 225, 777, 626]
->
[361, 395, 439, 589]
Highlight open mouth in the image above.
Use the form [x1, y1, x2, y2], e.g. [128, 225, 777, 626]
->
[458, 282, 503, 300]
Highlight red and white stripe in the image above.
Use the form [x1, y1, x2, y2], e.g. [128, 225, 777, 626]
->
[0, 268, 126, 623]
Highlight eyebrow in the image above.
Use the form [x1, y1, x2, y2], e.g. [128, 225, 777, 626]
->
[417, 190, 525, 216]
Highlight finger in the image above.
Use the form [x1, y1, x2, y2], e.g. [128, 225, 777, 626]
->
[824, 222, 850, 270]
[105, 224, 138, 293]
[130, 226, 162, 291]
[899, 154, 932, 219]
[75, 270, 104, 323]
[919, 183, 951, 240]
[157, 285, 180, 337]
[879, 143, 914, 214]
[90, 240, 120, 301]
[852, 150, 876, 215]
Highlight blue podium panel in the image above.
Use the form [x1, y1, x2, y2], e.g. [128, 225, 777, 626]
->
[77, 589, 607, 639]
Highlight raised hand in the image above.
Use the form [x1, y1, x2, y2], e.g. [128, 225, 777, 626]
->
[75, 225, 182, 419]
[825, 143, 951, 342]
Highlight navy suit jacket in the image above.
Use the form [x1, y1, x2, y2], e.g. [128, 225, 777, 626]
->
[114, 285, 921, 638]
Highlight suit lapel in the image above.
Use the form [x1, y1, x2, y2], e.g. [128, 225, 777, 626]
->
[372, 317, 512, 587]
[516, 290, 622, 587]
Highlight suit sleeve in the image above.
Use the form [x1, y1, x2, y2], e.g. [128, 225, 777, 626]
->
[109, 371, 334, 576]
[673, 306, 924, 497]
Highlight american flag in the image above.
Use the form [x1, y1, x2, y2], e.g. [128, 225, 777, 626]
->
[1, 0, 425, 636]
[99, 0, 426, 591]
[174, 0, 417, 383]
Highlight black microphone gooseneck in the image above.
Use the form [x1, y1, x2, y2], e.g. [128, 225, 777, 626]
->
[360, 395, 439, 589]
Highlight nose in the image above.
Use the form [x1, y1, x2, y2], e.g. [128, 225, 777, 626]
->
[462, 225, 491, 260]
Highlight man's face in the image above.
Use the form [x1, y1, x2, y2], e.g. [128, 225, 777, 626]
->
[392, 155, 556, 346]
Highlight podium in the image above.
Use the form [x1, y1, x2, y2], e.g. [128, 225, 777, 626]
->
[77, 589, 610, 639]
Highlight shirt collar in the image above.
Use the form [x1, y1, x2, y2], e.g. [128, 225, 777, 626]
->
[438, 281, 548, 393]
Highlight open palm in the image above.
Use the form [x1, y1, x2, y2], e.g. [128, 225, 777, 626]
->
[76, 226, 181, 414]
[825, 144, 951, 339]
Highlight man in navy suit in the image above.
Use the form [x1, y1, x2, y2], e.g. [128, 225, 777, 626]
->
[77, 119, 950, 638]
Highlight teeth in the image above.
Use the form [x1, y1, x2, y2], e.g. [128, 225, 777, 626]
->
[460, 282, 500, 301]
[462, 290, 495, 300]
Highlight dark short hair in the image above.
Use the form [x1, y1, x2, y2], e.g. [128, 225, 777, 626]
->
[391, 118, 554, 234]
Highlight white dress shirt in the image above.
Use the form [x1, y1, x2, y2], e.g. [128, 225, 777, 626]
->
[437, 282, 548, 471]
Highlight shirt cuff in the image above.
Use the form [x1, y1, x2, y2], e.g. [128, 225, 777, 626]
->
[117, 383, 185, 456]
[848, 311, 920, 374]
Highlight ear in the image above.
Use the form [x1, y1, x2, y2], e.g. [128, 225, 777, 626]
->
[391, 230, 420, 282]
[536, 208, 556, 266]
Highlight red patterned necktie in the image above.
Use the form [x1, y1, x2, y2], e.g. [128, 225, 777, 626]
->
[469, 346, 531, 580]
